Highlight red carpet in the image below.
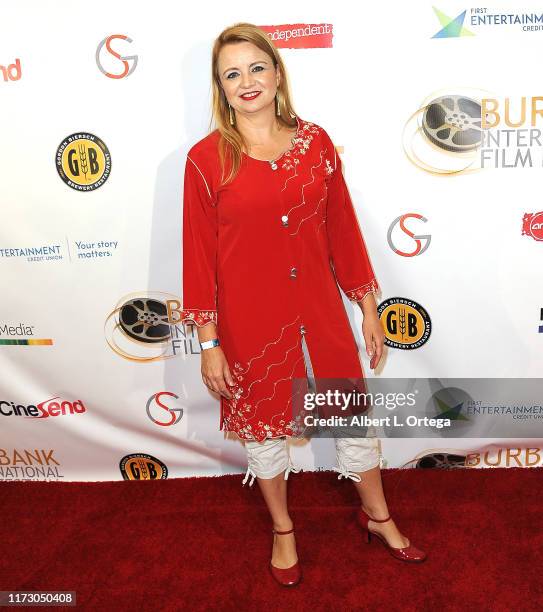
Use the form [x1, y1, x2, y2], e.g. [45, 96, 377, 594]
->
[1, 467, 541, 611]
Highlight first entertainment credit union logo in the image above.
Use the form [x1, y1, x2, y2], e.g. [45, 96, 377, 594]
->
[431, 7, 475, 38]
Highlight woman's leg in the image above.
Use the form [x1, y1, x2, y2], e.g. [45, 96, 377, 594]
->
[335, 436, 410, 548]
[244, 436, 300, 568]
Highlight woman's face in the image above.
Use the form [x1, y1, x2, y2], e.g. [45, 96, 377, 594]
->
[217, 41, 279, 120]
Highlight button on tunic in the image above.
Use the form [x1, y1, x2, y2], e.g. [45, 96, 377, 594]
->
[181, 117, 380, 442]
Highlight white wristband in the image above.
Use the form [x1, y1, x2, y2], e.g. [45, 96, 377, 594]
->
[200, 338, 220, 350]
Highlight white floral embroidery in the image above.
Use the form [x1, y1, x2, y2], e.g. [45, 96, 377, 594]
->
[223, 351, 307, 442]
[345, 279, 380, 302]
[280, 120, 322, 172]
[180, 309, 217, 326]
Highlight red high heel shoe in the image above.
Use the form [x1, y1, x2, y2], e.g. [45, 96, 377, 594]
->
[269, 527, 302, 586]
[357, 508, 427, 563]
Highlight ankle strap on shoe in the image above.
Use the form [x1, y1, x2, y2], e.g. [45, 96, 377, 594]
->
[369, 515, 391, 523]
[273, 527, 294, 535]
[360, 508, 391, 522]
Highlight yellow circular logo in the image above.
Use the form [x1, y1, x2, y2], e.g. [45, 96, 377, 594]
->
[56, 132, 111, 191]
[119, 453, 168, 480]
[377, 297, 431, 349]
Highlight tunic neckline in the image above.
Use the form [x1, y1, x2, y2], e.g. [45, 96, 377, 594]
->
[242, 115, 302, 164]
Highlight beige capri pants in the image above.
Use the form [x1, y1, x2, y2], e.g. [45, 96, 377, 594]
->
[242, 434, 382, 487]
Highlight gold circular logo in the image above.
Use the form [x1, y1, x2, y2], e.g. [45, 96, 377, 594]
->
[56, 132, 111, 191]
[119, 453, 168, 480]
[377, 297, 431, 349]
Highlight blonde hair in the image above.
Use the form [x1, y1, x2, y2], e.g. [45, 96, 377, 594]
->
[210, 22, 298, 186]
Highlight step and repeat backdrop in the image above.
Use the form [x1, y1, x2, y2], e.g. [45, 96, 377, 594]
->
[1, 1, 542, 481]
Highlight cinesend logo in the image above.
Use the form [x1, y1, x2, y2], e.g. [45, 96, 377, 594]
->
[0, 398, 86, 418]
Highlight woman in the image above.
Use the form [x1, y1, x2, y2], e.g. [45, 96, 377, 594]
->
[180, 23, 427, 586]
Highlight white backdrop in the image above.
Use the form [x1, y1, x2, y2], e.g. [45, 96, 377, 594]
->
[1, 0, 542, 481]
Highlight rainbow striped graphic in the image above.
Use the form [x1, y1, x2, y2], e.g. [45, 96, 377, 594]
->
[0, 339, 53, 345]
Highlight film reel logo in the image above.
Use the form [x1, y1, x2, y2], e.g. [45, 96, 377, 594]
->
[387, 213, 431, 257]
[119, 453, 168, 480]
[521, 211, 543, 241]
[105, 291, 196, 362]
[55, 132, 111, 191]
[403, 451, 468, 469]
[377, 297, 431, 350]
[403, 90, 493, 175]
[118, 298, 171, 343]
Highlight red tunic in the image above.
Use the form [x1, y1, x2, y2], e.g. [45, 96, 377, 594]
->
[181, 116, 380, 442]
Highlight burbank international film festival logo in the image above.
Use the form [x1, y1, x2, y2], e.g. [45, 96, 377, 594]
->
[403, 89, 543, 175]
[104, 291, 199, 361]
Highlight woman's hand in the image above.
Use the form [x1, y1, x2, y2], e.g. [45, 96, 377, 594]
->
[362, 314, 385, 369]
[359, 293, 385, 370]
[201, 346, 235, 399]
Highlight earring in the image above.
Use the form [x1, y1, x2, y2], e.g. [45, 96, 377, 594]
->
[275, 94, 281, 117]
[228, 103, 235, 125]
